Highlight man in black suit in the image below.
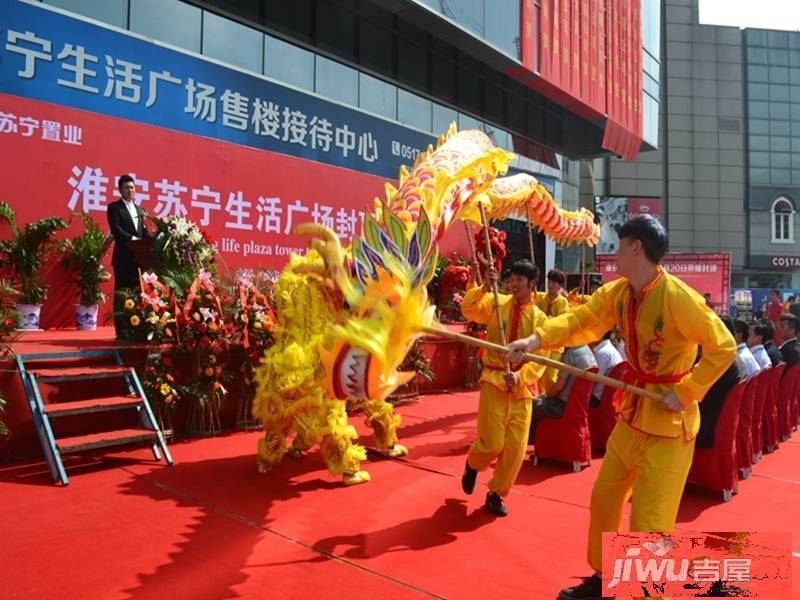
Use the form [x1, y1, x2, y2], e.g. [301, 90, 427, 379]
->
[778, 314, 800, 366]
[107, 174, 151, 337]
[760, 320, 784, 366]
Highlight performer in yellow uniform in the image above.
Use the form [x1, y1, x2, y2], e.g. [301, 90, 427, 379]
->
[536, 268, 570, 395]
[460, 259, 548, 516]
[508, 216, 736, 600]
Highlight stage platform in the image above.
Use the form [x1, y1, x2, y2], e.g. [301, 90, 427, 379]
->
[1, 325, 474, 461]
[1, 388, 798, 599]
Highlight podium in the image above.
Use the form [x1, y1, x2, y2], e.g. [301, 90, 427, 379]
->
[127, 237, 157, 272]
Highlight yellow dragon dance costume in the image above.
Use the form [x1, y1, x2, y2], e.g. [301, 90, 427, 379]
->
[252, 124, 601, 485]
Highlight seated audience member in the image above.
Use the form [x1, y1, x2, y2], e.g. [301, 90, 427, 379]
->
[778, 314, 800, 366]
[733, 318, 761, 380]
[761, 320, 784, 366]
[697, 316, 745, 449]
[499, 268, 513, 294]
[589, 331, 623, 408]
[530, 344, 597, 441]
[747, 320, 774, 370]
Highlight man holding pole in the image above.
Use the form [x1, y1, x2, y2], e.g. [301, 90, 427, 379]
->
[459, 259, 548, 517]
[507, 216, 736, 599]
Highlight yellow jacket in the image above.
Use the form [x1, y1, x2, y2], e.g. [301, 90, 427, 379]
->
[461, 286, 548, 399]
[537, 268, 736, 439]
[535, 290, 570, 317]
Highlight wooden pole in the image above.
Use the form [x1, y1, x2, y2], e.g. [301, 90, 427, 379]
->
[526, 205, 536, 264]
[422, 325, 664, 402]
[478, 203, 510, 378]
[464, 221, 482, 286]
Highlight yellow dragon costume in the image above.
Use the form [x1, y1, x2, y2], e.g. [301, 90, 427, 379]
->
[252, 125, 600, 485]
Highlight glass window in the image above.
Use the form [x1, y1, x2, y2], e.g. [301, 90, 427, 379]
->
[791, 49, 800, 66]
[264, 36, 314, 91]
[44, 0, 128, 28]
[770, 84, 789, 101]
[747, 30, 768, 46]
[792, 153, 800, 169]
[771, 168, 791, 184]
[750, 119, 769, 134]
[772, 136, 791, 151]
[315, 56, 358, 105]
[770, 120, 786, 135]
[397, 89, 432, 131]
[749, 65, 768, 82]
[771, 152, 790, 168]
[450, 0, 485, 37]
[747, 47, 768, 64]
[130, 0, 201, 52]
[748, 83, 768, 100]
[791, 85, 800, 103]
[790, 68, 800, 84]
[769, 66, 789, 83]
[432, 55, 457, 103]
[770, 102, 790, 120]
[750, 167, 769, 183]
[458, 112, 482, 131]
[485, 0, 520, 58]
[771, 196, 795, 244]
[768, 48, 789, 66]
[359, 20, 393, 76]
[203, 11, 263, 73]
[749, 135, 770, 151]
[768, 30, 789, 48]
[751, 151, 770, 168]
[433, 103, 458, 135]
[792, 137, 800, 153]
[316, 1, 355, 58]
[398, 38, 429, 90]
[749, 101, 769, 118]
[358, 73, 396, 119]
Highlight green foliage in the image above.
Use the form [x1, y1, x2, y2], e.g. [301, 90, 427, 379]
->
[0, 279, 20, 436]
[0, 202, 67, 304]
[60, 212, 114, 306]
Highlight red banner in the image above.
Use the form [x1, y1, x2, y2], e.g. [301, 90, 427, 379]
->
[0, 93, 468, 328]
[596, 253, 732, 314]
[521, 0, 536, 71]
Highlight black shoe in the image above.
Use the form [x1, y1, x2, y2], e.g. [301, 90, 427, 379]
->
[558, 574, 604, 600]
[484, 491, 508, 517]
[461, 460, 477, 495]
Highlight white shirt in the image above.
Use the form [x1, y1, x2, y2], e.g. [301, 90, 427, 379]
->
[736, 343, 761, 380]
[592, 339, 623, 399]
[749, 344, 772, 371]
[123, 198, 139, 237]
[617, 339, 627, 361]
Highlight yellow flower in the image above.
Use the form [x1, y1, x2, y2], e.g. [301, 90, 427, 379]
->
[130, 315, 141, 326]
[124, 299, 135, 310]
[254, 321, 263, 330]
[208, 322, 219, 332]
[204, 367, 214, 377]
[240, 313, 248, 323]
[160, 383, 171, 396]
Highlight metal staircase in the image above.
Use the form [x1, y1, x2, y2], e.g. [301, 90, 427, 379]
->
[16, 349, 173, 485]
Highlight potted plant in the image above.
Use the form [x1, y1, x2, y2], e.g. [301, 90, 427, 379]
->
[0, 280, 20, 435]
[0, 202, 67, 330]
[60, 212, 114, 330]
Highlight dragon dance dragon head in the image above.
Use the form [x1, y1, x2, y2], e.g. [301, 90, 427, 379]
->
[292, 124, 600, 403]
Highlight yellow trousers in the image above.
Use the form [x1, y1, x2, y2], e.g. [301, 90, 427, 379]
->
[539, 349, 563, 395]
[587, 420, 695, 572]
[467, 382, 532, 497]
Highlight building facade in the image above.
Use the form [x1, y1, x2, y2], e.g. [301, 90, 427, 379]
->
[586, 0, 800, 289]
[2, 0, 659, 279]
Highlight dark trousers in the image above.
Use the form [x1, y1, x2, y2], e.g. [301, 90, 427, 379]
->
[529, 396, 566, 443]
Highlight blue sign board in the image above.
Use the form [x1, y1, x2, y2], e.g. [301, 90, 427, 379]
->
[0, 0, 436, 178]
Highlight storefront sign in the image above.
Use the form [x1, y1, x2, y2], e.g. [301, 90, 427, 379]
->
[749, 254, 800, 269]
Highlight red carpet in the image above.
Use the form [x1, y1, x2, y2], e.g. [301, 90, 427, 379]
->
[1, 390, 798, 599]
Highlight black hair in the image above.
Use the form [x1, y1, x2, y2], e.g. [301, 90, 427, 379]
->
[510, 259, 539, 283]
[118, 174, 135, 188]
[732, 318, 749, 342]
[719, 315, 735, 336]
[546, 268, 565, 285]
[500, 268, 512, 281]
[753, 320, 772, 342]
[779, 313, 800, 334]
[617, 215, 668, 264]
[772, 289, 780, 296]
